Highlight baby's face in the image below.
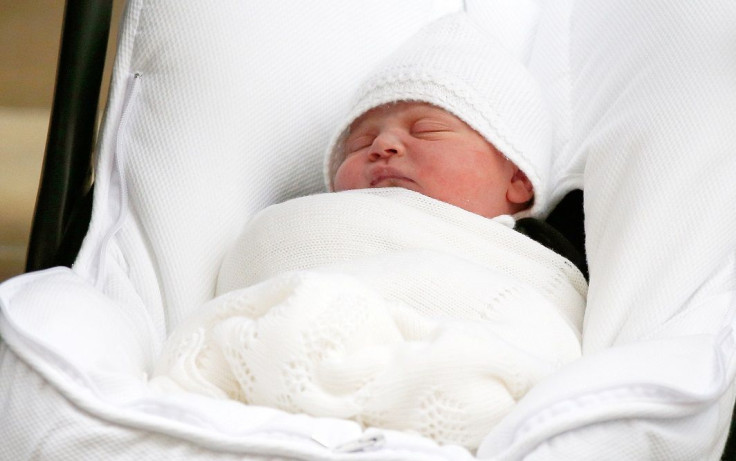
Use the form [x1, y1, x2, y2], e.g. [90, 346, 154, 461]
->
[334, 102, 532, 218]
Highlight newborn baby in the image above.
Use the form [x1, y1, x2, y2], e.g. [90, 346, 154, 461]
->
[151, 13, 587, 450]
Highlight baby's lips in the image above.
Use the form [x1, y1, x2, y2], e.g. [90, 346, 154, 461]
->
[368, 166, 414, 187]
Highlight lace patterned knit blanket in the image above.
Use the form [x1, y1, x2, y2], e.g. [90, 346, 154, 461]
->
[151, 189, 587, 449]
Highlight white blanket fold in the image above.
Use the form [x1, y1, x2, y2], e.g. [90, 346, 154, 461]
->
[152, 189, 586, 449]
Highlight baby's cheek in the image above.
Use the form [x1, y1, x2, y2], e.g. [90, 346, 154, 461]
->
[333, 160, 362, 191]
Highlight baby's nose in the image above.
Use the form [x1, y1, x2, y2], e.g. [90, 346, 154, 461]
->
[369, 132, 403, 160]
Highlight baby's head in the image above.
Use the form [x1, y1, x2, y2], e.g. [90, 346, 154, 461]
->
[334, 101, 533, 218]
[325, 13, 552, 218]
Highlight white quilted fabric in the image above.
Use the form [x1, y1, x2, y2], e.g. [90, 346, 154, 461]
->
[573, 0, 736, 351]
[476, 0, 736, 458]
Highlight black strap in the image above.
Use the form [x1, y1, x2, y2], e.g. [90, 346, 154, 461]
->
[514, 217, 589, 281]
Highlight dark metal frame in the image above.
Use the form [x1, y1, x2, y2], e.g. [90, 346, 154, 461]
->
[22, 0, 736, 458]
[25, 0, 113, 272]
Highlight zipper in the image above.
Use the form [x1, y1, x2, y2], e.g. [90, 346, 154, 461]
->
[95, 72, 142, 289]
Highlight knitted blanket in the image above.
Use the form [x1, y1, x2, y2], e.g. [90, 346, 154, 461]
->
[151, 189, 587, 449]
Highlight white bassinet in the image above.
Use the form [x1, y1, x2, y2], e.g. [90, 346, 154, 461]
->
[3, 0, 736, 459]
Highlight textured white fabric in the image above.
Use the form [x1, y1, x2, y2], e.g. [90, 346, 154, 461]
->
[0, 344, 285, 461]
[217, 189, 587, 311]
[477, 283, 736, 459]
[523, 0, 575, 205]
[0, 270, 478, 460]
[475, 0, 736, 458]
[574, 0, 736, 351]
[152, 189, 586, 450]
[324, 12, 553, 217]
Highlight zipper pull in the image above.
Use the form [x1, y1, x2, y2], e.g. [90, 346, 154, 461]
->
[332, 433, 386, 453]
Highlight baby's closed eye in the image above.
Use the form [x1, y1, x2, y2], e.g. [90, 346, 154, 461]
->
[411, 120, 454, 138]
[345, 134, 375, 153]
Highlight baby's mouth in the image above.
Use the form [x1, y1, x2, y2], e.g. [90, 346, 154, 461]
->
[369, 167, 414, 187]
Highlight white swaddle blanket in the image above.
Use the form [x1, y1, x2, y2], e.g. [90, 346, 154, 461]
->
[151, 189, 587, 449]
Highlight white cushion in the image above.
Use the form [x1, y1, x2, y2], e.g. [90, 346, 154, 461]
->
[477, 0, 736, 457]
[571, 0, 736, 351]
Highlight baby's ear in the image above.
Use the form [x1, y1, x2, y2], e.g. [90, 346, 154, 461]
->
[507, 167, 534, 205]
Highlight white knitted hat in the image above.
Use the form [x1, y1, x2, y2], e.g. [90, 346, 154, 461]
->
[324, 13, 552, 217]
